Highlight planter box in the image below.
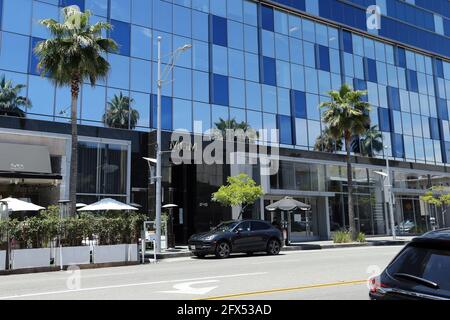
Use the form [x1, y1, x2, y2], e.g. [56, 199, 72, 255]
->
[0, 250, 5, 271]
[93, 244, 138, 264]
[55, 246, 91, 267]
[11, 248, 51, 270]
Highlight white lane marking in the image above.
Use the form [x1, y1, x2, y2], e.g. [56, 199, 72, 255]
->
[162, 280, 220, 295]
[0, 272, 267, 300]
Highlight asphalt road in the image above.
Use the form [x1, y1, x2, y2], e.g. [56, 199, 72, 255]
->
[0, 246, 404, 300]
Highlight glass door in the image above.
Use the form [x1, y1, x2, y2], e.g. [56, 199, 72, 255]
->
[289, 198, 319, 242]
[290, 210, 313, 239]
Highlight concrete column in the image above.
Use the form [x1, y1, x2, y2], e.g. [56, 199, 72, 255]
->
[325, 197, 331, 240]
[260, 197, 265, 220]
[317, 197, 331, 240]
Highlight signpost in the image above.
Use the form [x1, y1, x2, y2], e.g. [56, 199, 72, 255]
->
[142, 220, 168, 264]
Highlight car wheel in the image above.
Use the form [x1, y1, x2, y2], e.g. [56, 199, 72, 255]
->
[215, 242, 231, 259]
[267, 239, 281, 255]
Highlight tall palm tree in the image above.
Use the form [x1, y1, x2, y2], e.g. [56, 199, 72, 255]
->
[103, 92, 140, 130]
[0, 75, 31, 118]
[320, 84, 371, 240]
[34, 6, 118, 214]
[314, 127, 343, 153]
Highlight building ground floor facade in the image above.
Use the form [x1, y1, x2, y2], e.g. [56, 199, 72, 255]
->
[1, 118, 450, 245]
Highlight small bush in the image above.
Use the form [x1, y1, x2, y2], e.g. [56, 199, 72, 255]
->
[333, 230, 352, 243]
[356, 232, 366, 243]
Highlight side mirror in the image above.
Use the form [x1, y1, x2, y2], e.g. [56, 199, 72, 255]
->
[235, 228, 243, 233]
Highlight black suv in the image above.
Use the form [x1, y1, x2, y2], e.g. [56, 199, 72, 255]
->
[369, 229, 450, 300]
[188, 220, 283, 259]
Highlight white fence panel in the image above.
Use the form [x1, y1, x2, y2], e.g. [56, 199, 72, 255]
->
[93, 244, 138, 264]
[56, 246, 91, 266]
[12, 248, 51, 270]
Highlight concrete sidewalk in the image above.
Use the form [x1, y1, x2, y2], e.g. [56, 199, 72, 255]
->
[146, 236, 414, 260]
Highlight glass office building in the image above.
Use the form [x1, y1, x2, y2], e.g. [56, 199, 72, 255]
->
[0, 0, 449, 243]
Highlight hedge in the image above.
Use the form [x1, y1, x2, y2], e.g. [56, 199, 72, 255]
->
[0, 206, 146, 249]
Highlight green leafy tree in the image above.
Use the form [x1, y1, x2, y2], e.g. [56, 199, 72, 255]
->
[421, 186, 450, 226]
[103, 92, 140, 130]
[34, 6, 118, 214]
[0, 75, 31, 117]
[320, 84, 371, 240]
[212, 173, 264, 219]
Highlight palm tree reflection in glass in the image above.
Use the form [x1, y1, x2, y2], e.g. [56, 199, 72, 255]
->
[103, 92, 140, 130]
[0, 76, 31, 118]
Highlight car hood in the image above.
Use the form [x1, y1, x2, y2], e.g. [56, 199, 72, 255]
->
[189, 230, 223, 241]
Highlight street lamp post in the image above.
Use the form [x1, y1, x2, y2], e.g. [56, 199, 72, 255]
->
[154, 37, 191, 254]
[384, 145, 397, 240]
[155, 36, 163, 255]
[58, 200, 71, 270]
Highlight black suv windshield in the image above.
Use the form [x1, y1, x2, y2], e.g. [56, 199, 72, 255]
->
[213, 222, 239, 232]
[387, 245, 450, 291]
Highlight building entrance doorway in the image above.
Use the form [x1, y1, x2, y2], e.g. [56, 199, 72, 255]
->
[289, 209, 315, 240]
[264, 197, 320, 243]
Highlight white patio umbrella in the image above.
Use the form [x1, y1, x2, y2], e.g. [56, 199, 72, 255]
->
[0, 197, 45, 212]
[77, 198, 138, 212]
[162, 204, 178, 209]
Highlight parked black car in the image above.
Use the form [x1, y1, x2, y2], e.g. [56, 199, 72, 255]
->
[188, 220, 283, 259]
[369, 229, 450, 300]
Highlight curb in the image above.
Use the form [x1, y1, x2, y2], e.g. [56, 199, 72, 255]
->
[0, 261, 140, 276]
[146, 240, 410, 259]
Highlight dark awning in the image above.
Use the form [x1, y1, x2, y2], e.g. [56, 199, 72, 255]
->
[0, 142, 52, 174]
[0, 171, 62, 180]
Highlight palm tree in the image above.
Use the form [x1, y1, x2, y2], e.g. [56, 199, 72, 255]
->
[0, 75, 31, 117]
[213, 118, 258, 141]
[320, 84, 371, 240]
[34, 6, 118, 214]
[314, 127, 343, 153]
[103, 92, 140, 130]
[357, 125, 383, 157]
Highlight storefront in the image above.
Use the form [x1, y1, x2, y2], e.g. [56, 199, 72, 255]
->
[0, 118, 149, 216]
[0, 133, 65, 208]
[148, 132, 450, 244]
[258, 154, 450, 242]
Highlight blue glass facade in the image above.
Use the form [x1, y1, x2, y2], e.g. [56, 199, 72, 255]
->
[0, 0, 448, 168]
